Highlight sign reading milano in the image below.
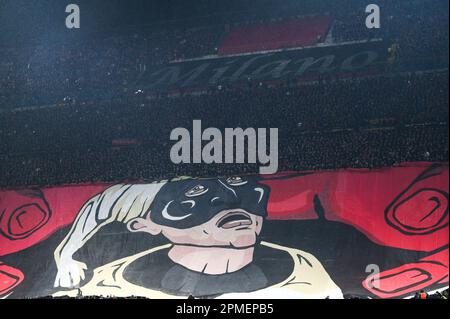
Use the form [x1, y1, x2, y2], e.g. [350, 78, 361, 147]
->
[138, 41, 388, 91]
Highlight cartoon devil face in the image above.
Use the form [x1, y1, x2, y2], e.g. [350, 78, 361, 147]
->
[128, 176, 270, 248]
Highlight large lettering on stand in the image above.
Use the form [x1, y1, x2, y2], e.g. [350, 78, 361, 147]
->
[138, 41, 388, 91]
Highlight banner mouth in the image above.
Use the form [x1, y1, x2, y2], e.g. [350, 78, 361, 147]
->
[216, 210, 253, 229]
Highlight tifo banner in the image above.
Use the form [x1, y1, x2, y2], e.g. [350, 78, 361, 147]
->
[0, 163, 448, 299]
[138, 41, 388, 92]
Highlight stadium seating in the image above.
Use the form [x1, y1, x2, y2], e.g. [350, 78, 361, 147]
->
[218, 16, 332, 55]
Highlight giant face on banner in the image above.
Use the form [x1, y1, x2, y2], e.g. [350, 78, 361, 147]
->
[0, 163, 448, 299]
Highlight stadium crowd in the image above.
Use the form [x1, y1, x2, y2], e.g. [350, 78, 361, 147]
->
[0, 0, 448, 110]
[333, 0, 449, 69]
[0, 0, 448, 188]
[0, 70, 447, 188]
[0, 25, 224, 109]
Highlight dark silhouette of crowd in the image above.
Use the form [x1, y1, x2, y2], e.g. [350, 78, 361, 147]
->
[333, 0, 448, 68]
[0, 25, 224, 109]
[29, 288, 450, 299]
[0, 0, 448, 110]
[0, 70, 447, 188]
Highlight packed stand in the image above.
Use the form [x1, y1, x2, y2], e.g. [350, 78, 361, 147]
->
[332, 0, 448, 64]
[0, 71, 447, 188]
[0, 0, 448, 110]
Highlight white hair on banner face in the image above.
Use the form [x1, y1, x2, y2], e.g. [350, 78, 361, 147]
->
[54, 180, 168, 289]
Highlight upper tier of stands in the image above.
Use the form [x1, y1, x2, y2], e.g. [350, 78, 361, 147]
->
[219, 16, 332, 55]
[0, 0, 448, 111]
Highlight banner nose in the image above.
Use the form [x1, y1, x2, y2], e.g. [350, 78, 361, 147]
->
[210, 180, 240, 207]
